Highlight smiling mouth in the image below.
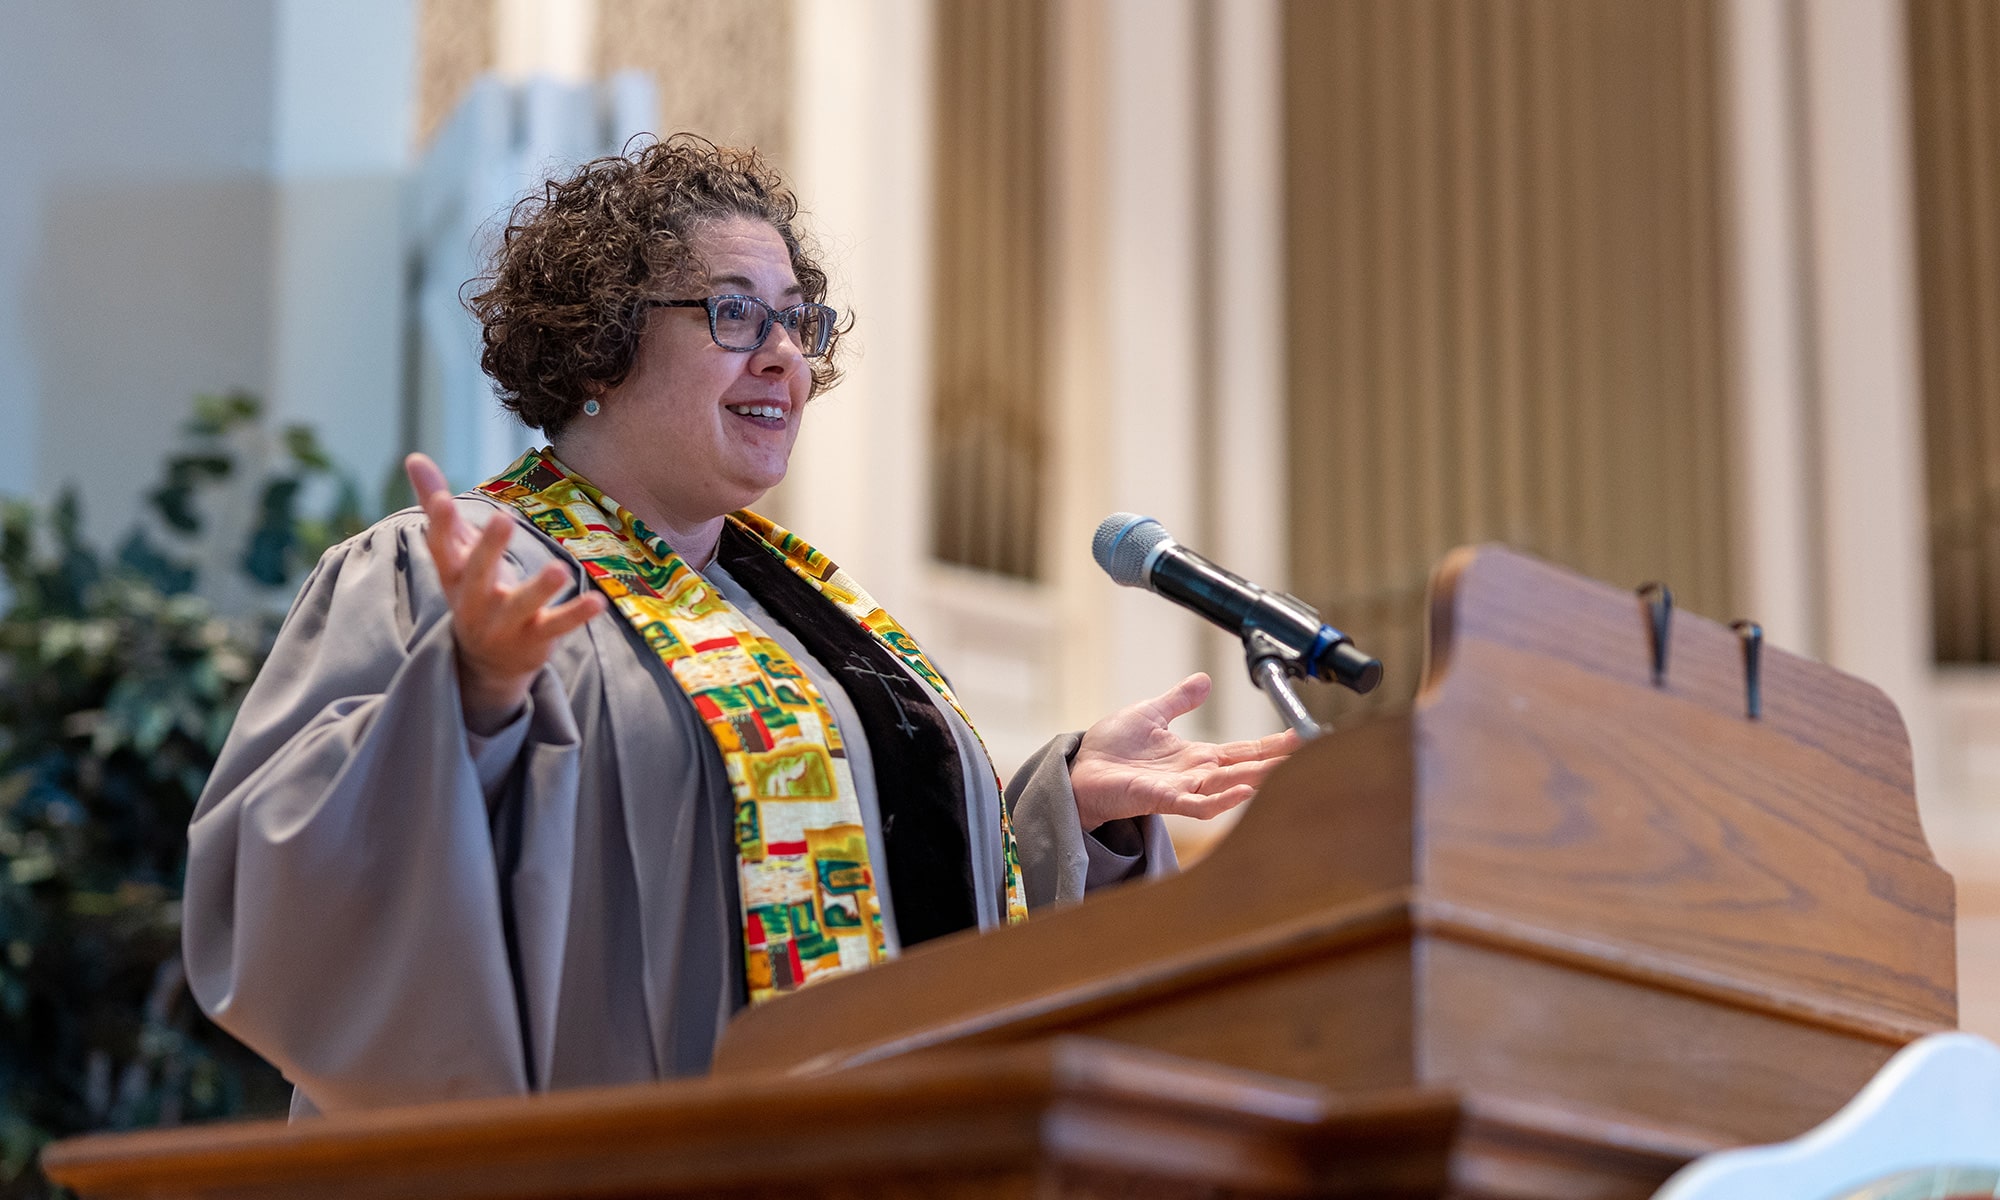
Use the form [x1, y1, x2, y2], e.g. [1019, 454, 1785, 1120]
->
[725, 402, 787, 426]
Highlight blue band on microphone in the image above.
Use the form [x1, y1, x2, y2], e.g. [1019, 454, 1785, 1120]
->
[1304, 625, 1347, 678]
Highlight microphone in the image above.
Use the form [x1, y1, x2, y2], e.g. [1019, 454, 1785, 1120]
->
[1092, 513, 1382, 694]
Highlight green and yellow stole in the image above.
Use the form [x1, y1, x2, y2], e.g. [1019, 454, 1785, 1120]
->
[479, 448, 1027, 1004]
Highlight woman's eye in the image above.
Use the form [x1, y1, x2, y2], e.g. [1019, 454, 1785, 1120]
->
[715, 298, 754, 321]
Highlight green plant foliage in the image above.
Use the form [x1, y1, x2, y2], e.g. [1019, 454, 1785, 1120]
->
[240, 424, 364, 588]
[0, 393, 368, 1198]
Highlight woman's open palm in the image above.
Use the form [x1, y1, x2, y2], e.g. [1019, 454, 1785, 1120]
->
[1068, 673, 1299, 830]
[405, 453, 605, 732]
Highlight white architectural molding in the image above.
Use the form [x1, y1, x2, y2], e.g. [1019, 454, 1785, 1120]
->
[1046, 0, 1118, 735]
[1721, 0, 1942, 822]
[1793, 0, 1941, 815]
[1207, 0, 1288, 743]
[778, 0, 936, 623]
[1045, 0, 1215, 741]
[1720, 0, 1818, 659]
[1099, 0, 1208, 721]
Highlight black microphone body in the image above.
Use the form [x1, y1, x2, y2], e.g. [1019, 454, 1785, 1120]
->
[1093, 515, 1382, 694]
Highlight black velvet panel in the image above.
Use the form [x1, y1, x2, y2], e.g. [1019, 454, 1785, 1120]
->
[716, 525, 978, 946]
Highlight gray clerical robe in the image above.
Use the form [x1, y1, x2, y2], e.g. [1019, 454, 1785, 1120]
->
[183, 498, 1174, 1115]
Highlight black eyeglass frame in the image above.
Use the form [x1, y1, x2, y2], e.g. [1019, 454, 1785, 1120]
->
[647, 295, 838, 358]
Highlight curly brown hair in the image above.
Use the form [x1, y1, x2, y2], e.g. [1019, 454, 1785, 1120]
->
[469, 134, 846, 437]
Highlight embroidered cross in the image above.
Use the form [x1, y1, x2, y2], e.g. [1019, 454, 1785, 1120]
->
[841, 653, 921, 738]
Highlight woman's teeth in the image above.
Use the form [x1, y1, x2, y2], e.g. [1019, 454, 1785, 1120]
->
[726, 403, 785, 420]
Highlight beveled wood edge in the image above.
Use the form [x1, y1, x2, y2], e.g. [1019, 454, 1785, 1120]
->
[777, 891, 1943, 1076]
[1436, 1090, 1724, 1200]
[1458, 1089, 1726, 1163]
[786, 890, 1421, 1072]
[1417, 544, 1483, 706]
[1420, 899, 1947, 1046]
[40, 1038, 1337, 1194]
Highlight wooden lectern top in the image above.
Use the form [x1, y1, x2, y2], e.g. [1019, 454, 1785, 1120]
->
[1412, 546, 1952, 1030]
[714, 545, 1955, 1159]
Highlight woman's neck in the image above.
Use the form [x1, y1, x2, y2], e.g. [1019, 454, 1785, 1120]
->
[549, 435, 726, 569]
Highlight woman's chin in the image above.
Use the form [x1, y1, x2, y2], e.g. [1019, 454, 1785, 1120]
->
[720, 475, 784, 514]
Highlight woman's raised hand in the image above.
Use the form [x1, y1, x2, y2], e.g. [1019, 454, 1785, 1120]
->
[1068, 673, 1300, 831]
[405, 453, 606, 735]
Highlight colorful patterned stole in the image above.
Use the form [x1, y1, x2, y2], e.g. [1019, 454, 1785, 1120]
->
[478, 449, 1027, 1004]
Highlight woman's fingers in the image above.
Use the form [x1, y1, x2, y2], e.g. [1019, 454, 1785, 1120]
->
[498, 562, 602, 637]
[535, 590, 607, 640]
[1134, 672, 1212, 726]
[417, 491, 463, 580]
[481, 559, 607, 658]
[453, 509, 515, 612]
[1169, 783, 1258, 820]
[409, 454, 486, 588]
[496, 561, 570, 625]
[1214, 728, 1302, 766]
[404, 452, 450, 501]
[1188, 755, 1285, 795]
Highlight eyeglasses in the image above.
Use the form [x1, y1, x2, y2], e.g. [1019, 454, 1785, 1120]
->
[648, 295, 838, 358]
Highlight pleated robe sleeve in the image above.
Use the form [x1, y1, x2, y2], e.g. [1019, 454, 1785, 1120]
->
[1004, 735, 1179, 909]
[182, 507, 583, 1113]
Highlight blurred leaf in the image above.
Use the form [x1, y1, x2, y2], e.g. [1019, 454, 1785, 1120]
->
[146, 455, 233, 536]
[241, 478, 302, 587]
[281, 425, 332, 473]
[239, 528, 290, 589]
[184, 392, 260, 438]
[1, 503, 33, 590]
[170, 455, 233, 482]
[50, 492, 81, 554]
[116, 531, 195, 596]
[147, 481, 199, 535]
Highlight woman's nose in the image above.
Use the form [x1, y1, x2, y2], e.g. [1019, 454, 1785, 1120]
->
[751, 322, 808, 376]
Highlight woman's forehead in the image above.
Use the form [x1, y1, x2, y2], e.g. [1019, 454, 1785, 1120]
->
[692, 216, 801, 295]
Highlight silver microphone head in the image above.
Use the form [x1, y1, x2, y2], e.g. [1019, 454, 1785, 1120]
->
[1092, 513, 1173, 587]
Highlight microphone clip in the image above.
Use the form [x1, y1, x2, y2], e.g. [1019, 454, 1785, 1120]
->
[1243, 629, 1325, 739]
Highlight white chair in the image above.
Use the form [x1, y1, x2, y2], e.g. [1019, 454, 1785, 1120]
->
[1654, 1032, 2000, 1199]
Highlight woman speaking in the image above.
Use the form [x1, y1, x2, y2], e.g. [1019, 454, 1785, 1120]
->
[182, 136, 1294, 1115]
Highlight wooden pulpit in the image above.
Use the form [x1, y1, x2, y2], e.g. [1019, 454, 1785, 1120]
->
[44, 546, 1956, 1199]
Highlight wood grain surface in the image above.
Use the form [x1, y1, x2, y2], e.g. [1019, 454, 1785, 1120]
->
[1418, 546, 1955, 1027]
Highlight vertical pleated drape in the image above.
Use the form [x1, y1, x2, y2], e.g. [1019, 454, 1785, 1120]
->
[930, 0, 1053, 581]
[1910, 0, 2000, 666]
[1283, 0, 1736, 717]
